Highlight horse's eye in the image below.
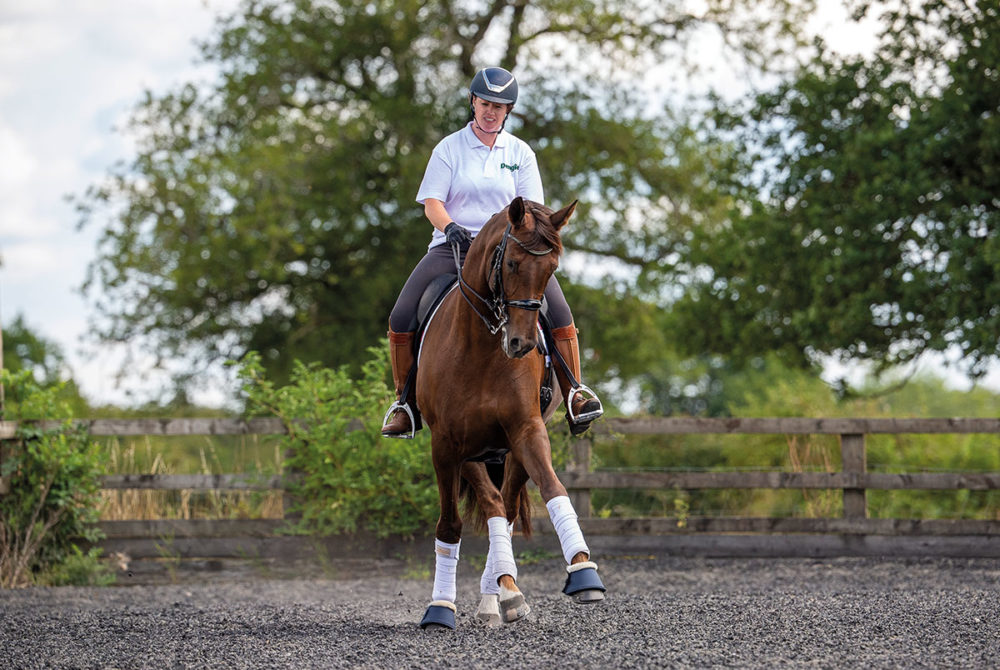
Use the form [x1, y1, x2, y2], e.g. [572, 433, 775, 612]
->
[506, 259, 517, 271]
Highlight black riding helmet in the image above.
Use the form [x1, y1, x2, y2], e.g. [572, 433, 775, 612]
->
[469, 67, 518, 105]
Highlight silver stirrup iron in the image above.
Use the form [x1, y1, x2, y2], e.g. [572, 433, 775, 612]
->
[567, 384, 603, 424]
[381, 401, 416, 440]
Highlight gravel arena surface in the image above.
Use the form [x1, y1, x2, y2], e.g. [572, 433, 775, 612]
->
[4, 556, 1000, 669]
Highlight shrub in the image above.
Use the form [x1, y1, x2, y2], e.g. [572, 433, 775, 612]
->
[0, 370, 107, 587]
[237, 348, 438, 538]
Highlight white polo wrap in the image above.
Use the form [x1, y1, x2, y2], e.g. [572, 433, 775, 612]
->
[546, 495, 590, 564]
[432, 539, 461, 603]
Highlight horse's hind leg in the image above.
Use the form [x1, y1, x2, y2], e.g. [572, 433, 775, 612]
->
[489, 517, 531, 623]
[474, 517, 503, 626]
[463, 463, 530, 625]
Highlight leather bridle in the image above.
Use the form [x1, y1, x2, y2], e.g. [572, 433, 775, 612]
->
[451, 219, 554, 335]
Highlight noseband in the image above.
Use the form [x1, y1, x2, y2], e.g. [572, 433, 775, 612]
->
[452, 219, 553, 335]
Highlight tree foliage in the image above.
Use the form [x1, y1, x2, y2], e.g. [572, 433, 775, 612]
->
[78, 0, 815, 396]
[2, 315, 87, 416]
[2, 315, 66, 386]
[0, 370, 107, 587]
[674, 0, 1000, 382]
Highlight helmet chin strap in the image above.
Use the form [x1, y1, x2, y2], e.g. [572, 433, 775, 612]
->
[473, 119, 503, 135]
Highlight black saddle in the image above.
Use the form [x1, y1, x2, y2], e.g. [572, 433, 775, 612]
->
[414, 273, 458, 333]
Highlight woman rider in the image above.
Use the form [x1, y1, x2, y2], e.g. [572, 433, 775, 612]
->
[381, 66, 602, 438]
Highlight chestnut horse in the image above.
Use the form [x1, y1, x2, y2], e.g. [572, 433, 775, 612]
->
[415, 197, 606, 630]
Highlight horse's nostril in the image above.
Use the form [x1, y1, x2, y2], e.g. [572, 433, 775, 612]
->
[507, 338, 535, 358]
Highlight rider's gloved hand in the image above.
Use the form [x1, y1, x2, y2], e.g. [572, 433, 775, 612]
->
[444, 222, 473, 249]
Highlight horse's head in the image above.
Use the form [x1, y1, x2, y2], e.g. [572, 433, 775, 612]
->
[468, 196, 577, 358]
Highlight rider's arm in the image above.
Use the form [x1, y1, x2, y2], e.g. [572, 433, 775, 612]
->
[424, 198, 455, 233]
[516, 149, 544, 203]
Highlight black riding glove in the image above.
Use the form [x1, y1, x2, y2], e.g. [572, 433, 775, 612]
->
[444, 222, 472, 249]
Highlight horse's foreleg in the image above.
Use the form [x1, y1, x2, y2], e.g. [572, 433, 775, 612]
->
[545, 495, 590, 565]
[512, 423, 607, 604]
[546, 494, 606, 602]
[421, 456, 462, 630]
[510, 425, 582, 560]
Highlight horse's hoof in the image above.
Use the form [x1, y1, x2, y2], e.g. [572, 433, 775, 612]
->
[499, 585, 530, 623]
[419, 601, 456, 630]
[563, 561, 607, 603]
[475, 594, 502, 627]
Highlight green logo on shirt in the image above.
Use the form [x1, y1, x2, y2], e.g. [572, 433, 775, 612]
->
[501, 162, 520, 172]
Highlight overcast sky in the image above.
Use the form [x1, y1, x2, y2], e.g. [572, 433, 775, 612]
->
[0, 0, 241, 405]
[3, 1, 988, 408]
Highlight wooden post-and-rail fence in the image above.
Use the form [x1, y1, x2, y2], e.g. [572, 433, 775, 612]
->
[2, 417, 1000, 563]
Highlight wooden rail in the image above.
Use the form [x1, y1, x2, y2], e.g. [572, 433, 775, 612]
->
[3, 417, 1000, 559]
[561, 417, 1000, 540]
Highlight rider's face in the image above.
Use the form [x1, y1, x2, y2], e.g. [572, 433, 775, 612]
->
[472, 97, 511, 133]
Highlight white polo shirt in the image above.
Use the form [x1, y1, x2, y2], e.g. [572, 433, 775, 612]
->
[416, 122, 544, 249]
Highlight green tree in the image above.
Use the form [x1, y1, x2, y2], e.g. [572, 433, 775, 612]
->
[674, 0, 1000, 384]
[2, 315, 88, 416]
[3, 315, 68, 386]
[77, 0, 815, 397]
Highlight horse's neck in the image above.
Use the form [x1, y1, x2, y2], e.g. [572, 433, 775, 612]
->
[459, 248, 491, 297]
[451, 298, 500, 351]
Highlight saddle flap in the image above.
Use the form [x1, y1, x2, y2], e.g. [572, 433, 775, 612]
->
[416, 273, 458, 330]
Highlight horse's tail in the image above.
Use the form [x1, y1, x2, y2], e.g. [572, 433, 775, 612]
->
[514, 480, 532, 537]
[460, 475, 489, 533]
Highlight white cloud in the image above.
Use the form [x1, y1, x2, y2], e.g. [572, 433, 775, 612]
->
[0, 0, 240, 406]
[0, 239, 67, 278]
[0, 123, 37, 195]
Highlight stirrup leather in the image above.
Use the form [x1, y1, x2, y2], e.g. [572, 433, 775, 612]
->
[382, 401, 416, 440]
[567, 384, 603, 424]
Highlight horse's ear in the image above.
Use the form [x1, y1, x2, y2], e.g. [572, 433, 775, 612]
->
[549, 200, 577, 231]
[508, 197, 525, 226]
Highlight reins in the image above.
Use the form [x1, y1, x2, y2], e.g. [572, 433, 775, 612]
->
[451, 218, 553, 335]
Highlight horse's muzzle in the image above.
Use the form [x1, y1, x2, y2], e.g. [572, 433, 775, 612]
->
[501, 327, 537, 358]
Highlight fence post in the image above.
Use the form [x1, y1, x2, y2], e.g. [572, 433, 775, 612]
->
[568, 436, 592, 518]
[282, 446, 302, 522]
[840, 433, 867, 519]
[0, 438, 6, 496]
